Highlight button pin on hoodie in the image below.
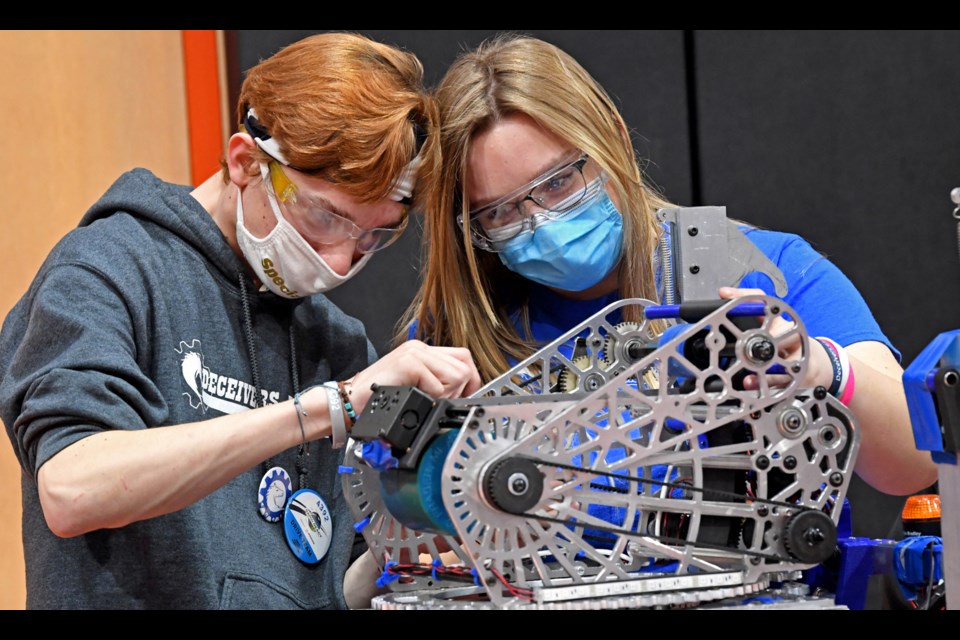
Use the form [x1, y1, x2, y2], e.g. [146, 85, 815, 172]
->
[258, 466, 293, 523]
[284, 489, 332, 564]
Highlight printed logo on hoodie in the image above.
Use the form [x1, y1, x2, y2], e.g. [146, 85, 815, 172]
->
[176, 339, 281, 414]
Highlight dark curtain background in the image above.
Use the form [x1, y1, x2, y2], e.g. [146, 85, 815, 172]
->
[228, 30, 960, 541]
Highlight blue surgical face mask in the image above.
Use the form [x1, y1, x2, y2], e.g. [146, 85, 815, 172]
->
[497, 189, 624, 291]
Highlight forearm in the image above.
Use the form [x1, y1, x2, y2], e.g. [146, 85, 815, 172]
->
[34, 339, 482, 538]
[344, 549, 387, 609]
[718, 288, 937, 495]
[845, 345, 938, 496]
[38, 386, 334, 537]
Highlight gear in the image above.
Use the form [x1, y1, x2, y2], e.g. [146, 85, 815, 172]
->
[483, 458, 545, 515]
[599, 322, 660, 405]
[782, 510, 837, 564]
[601, 322, 650, 367]
[557, 356, 593, 392]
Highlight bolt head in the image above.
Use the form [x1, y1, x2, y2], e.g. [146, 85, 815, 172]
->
[748, 338, 775, 362]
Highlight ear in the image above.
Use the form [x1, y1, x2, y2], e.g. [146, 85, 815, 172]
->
[226, 133, 261, 186]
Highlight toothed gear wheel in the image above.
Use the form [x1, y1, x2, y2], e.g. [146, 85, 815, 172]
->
[558, 356, 593, 392]
[602, 322, 649, 367]
[483, 458, 545, 515]
[600, 322, 657, 407]
[783, 510, 837, 564]
[737, 518, 755, 550]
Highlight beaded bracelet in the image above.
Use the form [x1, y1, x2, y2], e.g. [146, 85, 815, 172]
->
[337, 379, 358, 426]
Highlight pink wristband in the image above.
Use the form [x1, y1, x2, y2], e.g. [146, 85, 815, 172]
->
[815, 336, 852, 400]
[838, 362, 856, 406]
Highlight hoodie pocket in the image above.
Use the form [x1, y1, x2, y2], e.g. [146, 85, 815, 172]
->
[219, 571, 335, 610]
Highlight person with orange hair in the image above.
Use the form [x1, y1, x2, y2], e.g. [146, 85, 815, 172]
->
[0, 32, 479, 609]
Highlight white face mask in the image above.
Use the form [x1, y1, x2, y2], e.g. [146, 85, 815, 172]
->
[235, 167, 372, 299]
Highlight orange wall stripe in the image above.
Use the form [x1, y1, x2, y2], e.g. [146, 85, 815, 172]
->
[182, 30, 224, 186]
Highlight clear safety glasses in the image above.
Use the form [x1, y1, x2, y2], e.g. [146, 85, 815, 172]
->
[266, 162, 408, 254]
[458, 152, 607, 252]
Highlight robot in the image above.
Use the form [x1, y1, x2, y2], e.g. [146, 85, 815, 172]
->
[340, 208, 860, 609]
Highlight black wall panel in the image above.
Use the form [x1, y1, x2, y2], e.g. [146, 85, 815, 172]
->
[695, 30, 960, 365]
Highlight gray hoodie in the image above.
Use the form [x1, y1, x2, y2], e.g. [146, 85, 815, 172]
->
[0, 169, 376, 609]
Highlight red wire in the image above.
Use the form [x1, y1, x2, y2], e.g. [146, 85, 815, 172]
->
[489, 566, 534, 600]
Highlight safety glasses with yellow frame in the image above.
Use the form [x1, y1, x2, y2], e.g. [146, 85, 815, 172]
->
[265, 161, 409, 254]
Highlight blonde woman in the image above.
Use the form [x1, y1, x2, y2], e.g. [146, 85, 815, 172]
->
[404, 34, 935, 498]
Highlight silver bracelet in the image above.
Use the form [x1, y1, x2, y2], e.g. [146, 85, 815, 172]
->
[323, 382, 347, 449]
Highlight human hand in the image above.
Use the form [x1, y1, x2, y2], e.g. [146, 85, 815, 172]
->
[345, 340, 482, 414]
[718, 286, 832, 391]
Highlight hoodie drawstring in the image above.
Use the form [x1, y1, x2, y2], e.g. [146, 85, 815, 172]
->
[238, 273, 307, 490]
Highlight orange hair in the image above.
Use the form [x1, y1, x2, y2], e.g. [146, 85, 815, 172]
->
[228, 32, 437, 204]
